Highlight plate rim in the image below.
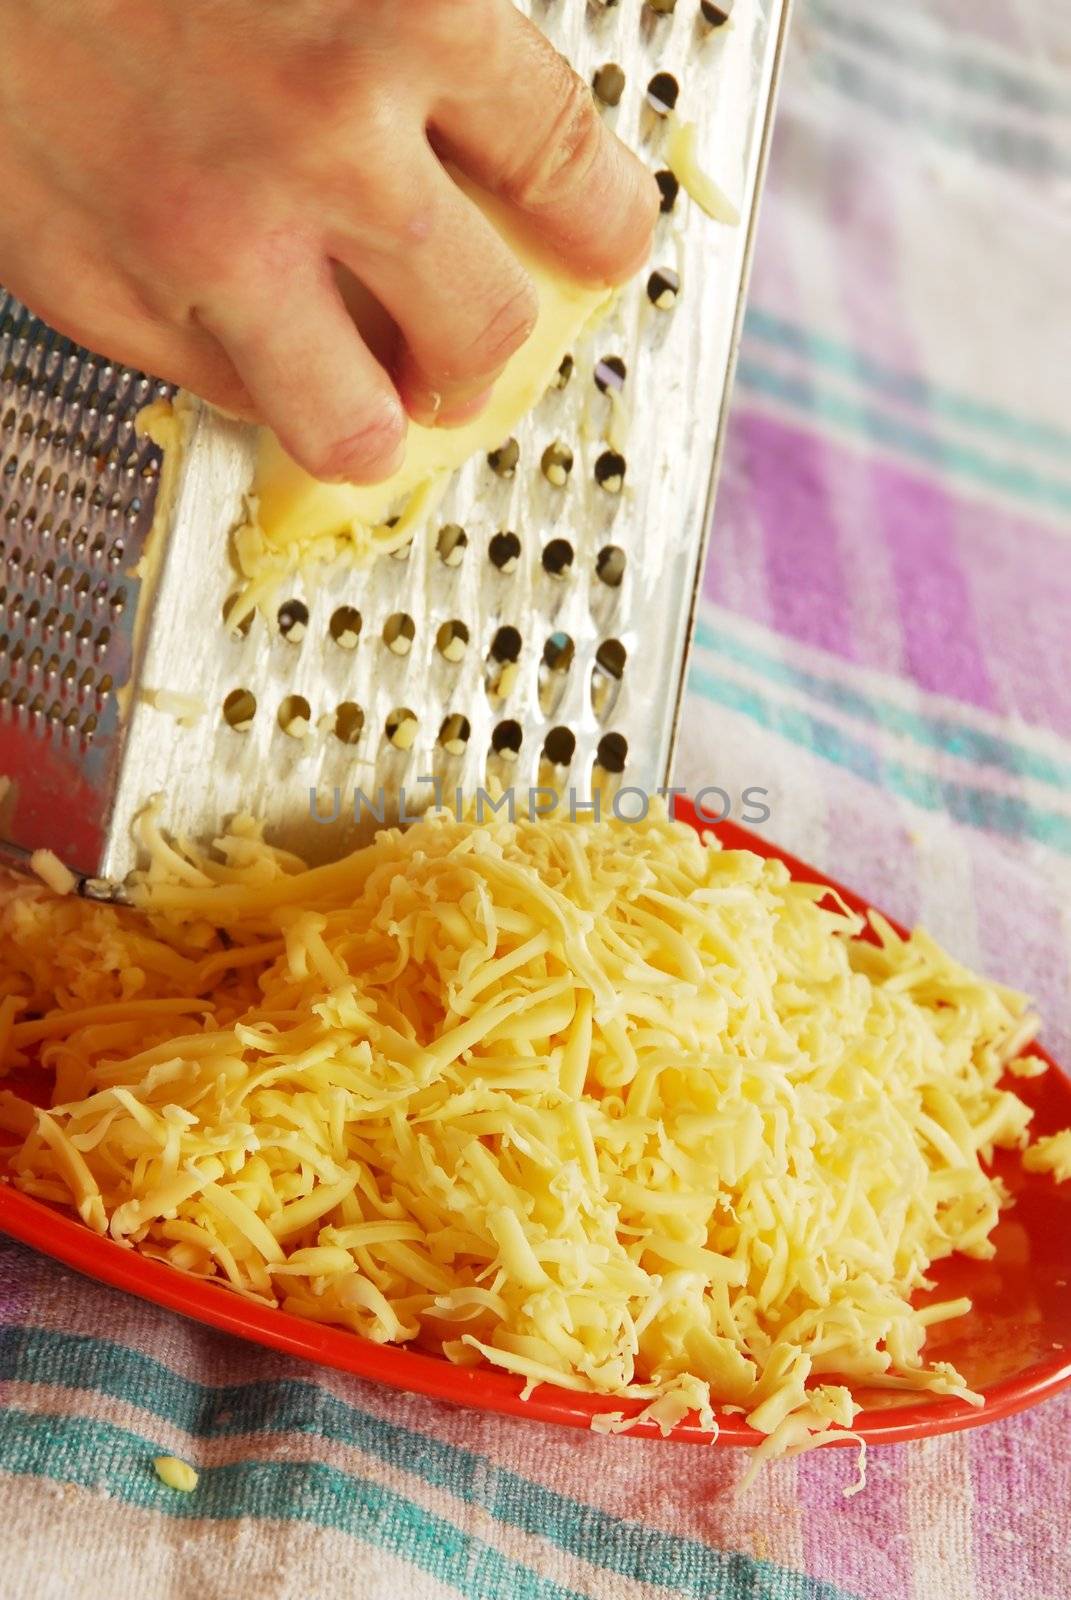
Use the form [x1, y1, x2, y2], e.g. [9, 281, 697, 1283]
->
[2, 807, 1070, 1447]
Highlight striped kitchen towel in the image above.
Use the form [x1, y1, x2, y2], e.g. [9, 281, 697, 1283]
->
[2, 1, 1070, 1596]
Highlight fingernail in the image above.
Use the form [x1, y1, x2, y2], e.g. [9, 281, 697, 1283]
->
[437, 387, 494, 427]
[406, 389, 443, 428]
[320, 413, 407, 484]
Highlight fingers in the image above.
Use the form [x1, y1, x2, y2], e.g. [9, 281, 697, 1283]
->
[340, 152, 538, 428]
[0, 243, 258, 421]
[196, 261, 406, 483]
[431, 5, 658, 286]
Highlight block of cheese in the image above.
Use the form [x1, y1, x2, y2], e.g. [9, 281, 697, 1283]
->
[247, 181, 611, 567]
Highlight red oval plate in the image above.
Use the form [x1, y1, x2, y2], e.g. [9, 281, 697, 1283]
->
[2, 805, 1070, 1446]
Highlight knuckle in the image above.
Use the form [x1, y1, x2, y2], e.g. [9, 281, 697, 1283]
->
[504, 70, 603, 211]
[454, 278, 538, 379]
[310, 402, 406, 484]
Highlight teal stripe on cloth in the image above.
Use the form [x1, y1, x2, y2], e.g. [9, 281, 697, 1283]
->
[734, 360, 1071, 517]
[692, 618, 1071, 791]
[0, 1325, 857, 1600]
[686, 664, 1071, 854]
[743, 307, 1071, 460]
[0, 1410, 583, 1600]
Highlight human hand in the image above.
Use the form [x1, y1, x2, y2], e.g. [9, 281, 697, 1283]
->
[0, 0, 657, 483]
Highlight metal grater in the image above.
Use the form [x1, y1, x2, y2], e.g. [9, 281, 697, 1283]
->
[0, 0, 789, 887]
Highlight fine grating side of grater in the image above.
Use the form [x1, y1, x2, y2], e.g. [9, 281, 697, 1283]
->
[0, 0, 789, 887]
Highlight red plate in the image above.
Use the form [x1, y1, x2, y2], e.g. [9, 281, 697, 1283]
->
[2, 804, 1070, 1446]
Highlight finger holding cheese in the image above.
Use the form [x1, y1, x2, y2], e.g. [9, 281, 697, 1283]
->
[345, 152, 540, 429]
[250, 181, 611, 562]
[431, 4, 659, 286]
[202, 256, 407, 486]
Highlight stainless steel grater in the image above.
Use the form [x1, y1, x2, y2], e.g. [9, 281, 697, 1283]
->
[0, 0, 789, 886]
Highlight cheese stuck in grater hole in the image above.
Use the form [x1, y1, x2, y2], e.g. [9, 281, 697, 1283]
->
[0, 803, 1067, 1477]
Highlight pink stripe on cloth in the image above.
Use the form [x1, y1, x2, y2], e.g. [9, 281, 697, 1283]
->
[708, 409, 859, 659]
[796, 1444, 914, 1600]
[968, 1393, 1071, 1600]
[955, 498, 1071, 740]
[872, 456, 1000, 712]
[711, 401, 1071, 725]
[703, 427, 777, 631]
[0, 1239, 46, 1327]
[965, 831, 1071, 1060]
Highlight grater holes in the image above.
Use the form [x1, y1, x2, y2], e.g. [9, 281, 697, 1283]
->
[647, 267, 680, 310]
[385, 706, 419, 751]
[552, 354, 574, 391]
[223, 688, 257, 732]
[222, 595, 253, 638]
[329, 605, 363, 649]
[438, 713, 471, 756]
[541, 726, 576, 771]
[489, 531, 521, 573]
[490, 625, 522, 663]
[594, 356, 627, 394]
[595, 545, 626, 601]
[491, 719, 523, 759]
[542, 539, 574, 579]
[277, 598, 308, 642]
[595, 731, 628, 775]
[595, 451, 626, 494]
[278, 694, 312, 738]
[645, 0, 678, 13]
[383, 612, 415, 656]
[485, 625, 522, 705]
[541, 442, 574, 487]
[487, 438, 519, 479]
[436, 523, 468, 567]
[591, 639, 627, 721]
[655, 169, 680, 213]
[593, 63, 626, 107]
[539, 633, 574, 718]
[334, 701, 365, 746]
[701, 1, 734, 28]
[646, 71, 680, 115]
[436, 619, 469, 663]
[596, 639, 627, 679]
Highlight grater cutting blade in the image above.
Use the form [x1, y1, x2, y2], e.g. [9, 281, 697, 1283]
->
[1, 0, 789, 886]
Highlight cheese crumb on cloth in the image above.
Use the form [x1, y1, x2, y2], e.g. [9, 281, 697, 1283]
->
[0, 805, 1065, 1470]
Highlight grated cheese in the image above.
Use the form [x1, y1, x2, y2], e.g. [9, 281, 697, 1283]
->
[1022, 1130, 1071, 1183]
[29, 851, 77, 898]
[153, 1455, 199, 1493]
[144, 689, 208, 728]
[0, 804, 1061, 1458]
[666, 116, 741, 225]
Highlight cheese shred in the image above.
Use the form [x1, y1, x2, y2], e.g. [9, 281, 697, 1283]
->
[0, 805, 1061, 1458]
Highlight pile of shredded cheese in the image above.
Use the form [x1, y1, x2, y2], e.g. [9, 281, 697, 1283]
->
[0, 806, 1064, 1466]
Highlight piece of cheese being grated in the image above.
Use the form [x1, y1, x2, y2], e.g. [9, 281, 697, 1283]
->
[28, 850, 77, 897]
[0, 803, 1060, 1455]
